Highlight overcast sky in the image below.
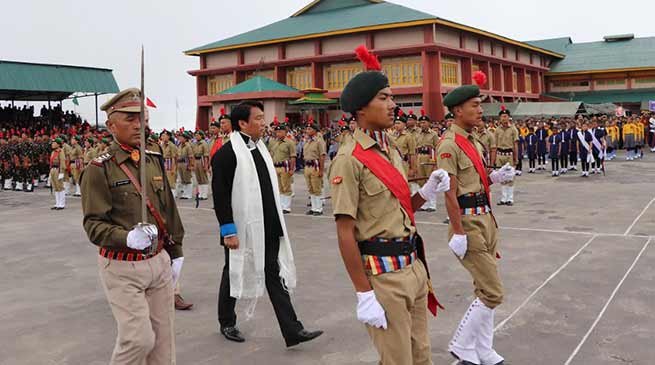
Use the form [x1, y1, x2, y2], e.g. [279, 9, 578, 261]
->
[2, 0, 651, 131]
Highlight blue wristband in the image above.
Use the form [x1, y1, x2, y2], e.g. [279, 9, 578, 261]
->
[220, 223, 237, 237]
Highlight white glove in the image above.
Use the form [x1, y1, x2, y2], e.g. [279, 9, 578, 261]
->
[126, 223, 158, 250]
[418, 169, 450, 201]
[57, 173, 64, 180]
[171, 257, 184, 285]
[448, 234, 468, 259]
[356, 290, 387, 329]
[489, 163, 515, 184]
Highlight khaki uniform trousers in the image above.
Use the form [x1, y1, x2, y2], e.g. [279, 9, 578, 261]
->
[416, 154, 434, 186]
[496, 152, 514, 187]
[366, 261, 432, 365]
[194, 159, 208, 185]
[49, 168, 64, 192]
[304, 167, 323, 196]
[449, 213, 504, 309]
[165, 170, 176, 188]
[71, 165, 82, 185]
[276, 167, 293, 196]
[98, 250, 175, 365]
[177, 163, 192, 185]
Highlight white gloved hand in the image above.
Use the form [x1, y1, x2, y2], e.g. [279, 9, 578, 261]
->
[57, 173, 64, 180]
[356, 290, 387, 329]
[490, 163, 516, 184]
[418, 169, 450, 201]
[448, 234, 468, 259]
[126, 223, 158, 250]
[171, 257, 184, 285]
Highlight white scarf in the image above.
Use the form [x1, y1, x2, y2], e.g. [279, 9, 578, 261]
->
[577, 131, 594, 163]
[590, 129, 605, 158]
[229, 132, 296, 304]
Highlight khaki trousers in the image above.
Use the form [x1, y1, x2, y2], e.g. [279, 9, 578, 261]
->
[194, 161, 208, 185]
[49, 168, 64, 192]
[98, 250, 175, 365]
[367, 261, 432, 365]
[416, 154, 434, 186]
[177, 163, 192, 184]
[276, 167, 293, 195]
[449, 213, 504, 309]
[304, 167, 323, 196]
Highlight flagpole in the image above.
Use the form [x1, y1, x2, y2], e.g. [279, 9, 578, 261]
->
[175, 97, 179, 131]
[139, 46, 147, 223]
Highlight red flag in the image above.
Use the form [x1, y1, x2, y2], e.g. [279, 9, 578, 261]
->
[146, 97, 157, 108]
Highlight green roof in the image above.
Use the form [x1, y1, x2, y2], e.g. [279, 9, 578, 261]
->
[526, 36, 655, 73]
[0, 60, 119, 101]
[289, 91, 337, 105]
[220, 76, 298, 94]
[547, 88, 655, 104]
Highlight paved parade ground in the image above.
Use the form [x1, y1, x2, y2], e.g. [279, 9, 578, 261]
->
[2, 151, 655, 365]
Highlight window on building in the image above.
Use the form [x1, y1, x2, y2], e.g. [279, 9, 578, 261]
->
[526, 73, 533, 93]
[635, 77, 655, 84]
[380, 56, 423, 87]
[245, 69, 275, 80]
[594, 79, 625, 89]
[207, 74, 234, 95]
[287, 66, 312, 90]
[441, 56, 460, 86]
[324, 63, 363, 90]
[552, 80, 589, 88]
[512, 71, 518, 92]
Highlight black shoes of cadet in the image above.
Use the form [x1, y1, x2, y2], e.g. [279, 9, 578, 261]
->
[285, 329, 324, 348]
[221, 326, 245, 343]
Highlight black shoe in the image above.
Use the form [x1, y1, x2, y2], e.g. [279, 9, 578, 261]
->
[283, 209, 291, 214]
[424, 208, 436, 212]
[285, 329, 323, 348]
[506, 201, 513, 206]
[50, 206, 58, 210]
[497, 201, 506, 206]
[221, 326, 245, 343]
[313, 211, 323, 216]
[305, 210, 314, 215]
[443, 217, 450, 224]
[450, 351, 480, 365]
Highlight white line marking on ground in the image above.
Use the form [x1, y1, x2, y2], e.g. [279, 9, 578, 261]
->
[623, 197, 655, 236]
[494, 235, 598, 332]
[564, 237, 652, 365]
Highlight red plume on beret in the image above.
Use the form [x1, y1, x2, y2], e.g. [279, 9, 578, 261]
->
[220, 107, 225, 115]
[211, 117, 216, 122]
[398, 109, 404, 116]
[272, 116, 279, 125]
[338, 120, 346, 127]
[284, 117, 289, 123]
[408, 110, 414, 115]
[420, 108, 425, 116]
[354, 45, 381, 71]
[473, 71, 487, 87]
[501, 105, 506, 111]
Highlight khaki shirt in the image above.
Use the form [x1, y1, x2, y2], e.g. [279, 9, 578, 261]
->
[407, 126, 421, 144]
[83, 147, 97, 164]
[178, 142, 194, 165]
[161, 141, 178, 160]
[393, 131, 416, 159]
[416, 129, 439, 149]
[80, 142, 184, 259]
[63, 143, 72, 162]
[476, 129, 496, 160]
[303, 137, 326, 161]
[70, 144, 83, 162]
[329, 129, 415, 241]
[50, 148, 66, 168]
[494, 125, 519, 149]
[268, 138, 296, 163]
[437, 124, 486, 196]
[193, 140, 209, 158]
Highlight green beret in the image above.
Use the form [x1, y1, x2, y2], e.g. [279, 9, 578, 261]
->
[87, 138, 95, 144]
[74, 135, 82, 142]
[101, 137, 111, 144]
[194, 130, 205, 137]
[445, 112, 455, 120]
[443, 85, 481, 108]
[53, 137, 63, 145]
[182, 131, 193, 139]
[340, 71, 389, 113]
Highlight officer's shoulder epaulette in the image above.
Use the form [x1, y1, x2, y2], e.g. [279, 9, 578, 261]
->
[91, 152, 112, 167]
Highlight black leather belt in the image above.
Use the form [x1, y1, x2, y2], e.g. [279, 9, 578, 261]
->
[358, 236, 416, 256]
[497, 148, 513, 153]
[457, 192, 489, 209]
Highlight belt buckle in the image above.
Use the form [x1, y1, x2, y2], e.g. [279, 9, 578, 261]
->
[146, 241, 158, 257]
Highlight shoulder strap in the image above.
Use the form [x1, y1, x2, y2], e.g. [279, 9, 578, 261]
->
[115, 159, 171, 244]
[454, 134, 491, 203]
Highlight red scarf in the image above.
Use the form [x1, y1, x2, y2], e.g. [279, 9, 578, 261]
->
[454, 133, 490, 203]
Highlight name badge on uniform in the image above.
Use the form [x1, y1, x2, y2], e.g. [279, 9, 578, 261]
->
[112, 179, 131, 187]
[153, 176, 163, 181]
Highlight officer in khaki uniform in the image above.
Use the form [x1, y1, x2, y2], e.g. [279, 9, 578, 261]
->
[268, 121, 296, 213]
[176, 131, 195, 199]
[415, 111, 439, 211]
[303, 122, 326, 215]
[329, 49, 450, 365]
[492, 109, 519, 206]
[391, 112, 417, 178]
[193, 130, 210, 200]
[70, 136, 84, 196]
[49, 137, 67, 210]
[81, 88, 185, 365]
[160, 130, 178, 197]
[438, 83, 515, 365]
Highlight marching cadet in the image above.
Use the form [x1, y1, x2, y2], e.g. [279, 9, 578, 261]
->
[268, 119, 297, 214]
[336, 114, 354, 147]
[81, 88, 185, 364]
[547, 125, 562, 176]
[330, 45, 450, 365]
[392, 111, 417, 179]
[70, 136, 84, 196]
[493, 107, 519, 206]
[159, 130, 178, 198]
[536, 122, 548, 170]
[193, 130, 210, 200]
[474, 122, 495, 166]
[566, 121, 579, 170]
[96, 137, 111, 155]
[416, 109, 440, 212]
[406, 110, 420, 140]
[303, 121, 326, 215]
[49, 137, 67, 210]
[444, 113, 455, 134]
[60, 135, 73, 195]
[83, 138, 97, 166]
[176, 131, 195, 199]
[438, 81, 515, 365]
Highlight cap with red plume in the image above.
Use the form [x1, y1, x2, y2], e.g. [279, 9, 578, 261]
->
[406, 110, 418, 120]
[218, 107, 230, 121]
[340, 45, 389, 113]
[498, 104, 511, 116]
[418, 108, 430, 122]
[284, 117, 289, 123]
[473, 71, 487, 88]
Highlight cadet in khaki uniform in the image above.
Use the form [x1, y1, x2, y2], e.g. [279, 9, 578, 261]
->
[70, 136, 84, 196]
[160, 130, 178, 197]
[176, 131, 195, 199]
[391, 112, 417, 178]
[60, 136, 72, 195]
[330, 48, 450, 365]
[303, 122, 326, 215]
[193, 130, 210, 200]
[335, 114, 354, 147]
[83, 138, 97, 165]
[49, 137, 67, 210]
[415, 110, 440, 211]
[81, 88, 185, 365]
[438, 83, 515, 365]
[267, 121, 296, 213]
[492, 109, 519, 206]
[475, 124, 496, 164]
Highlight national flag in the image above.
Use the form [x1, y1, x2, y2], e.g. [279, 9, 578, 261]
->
[146, 97, 157, 108]
[72, 97, 79, 106]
